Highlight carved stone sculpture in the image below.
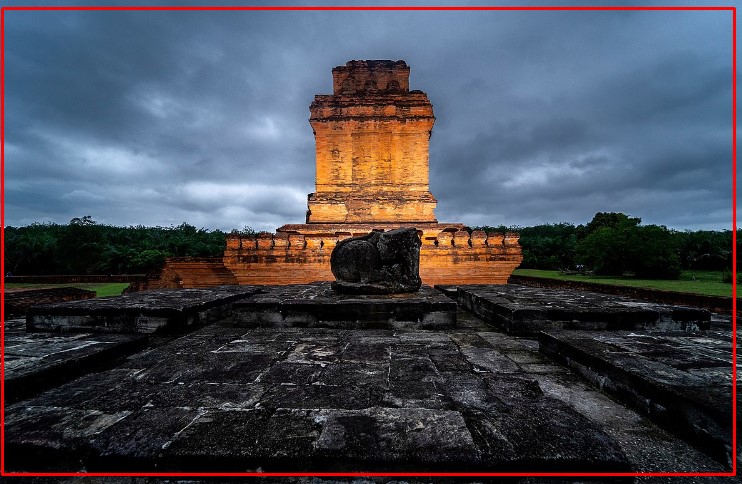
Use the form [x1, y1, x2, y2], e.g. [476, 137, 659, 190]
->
[330, 227, 422, 294]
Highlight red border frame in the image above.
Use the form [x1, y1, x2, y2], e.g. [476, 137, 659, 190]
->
[0, 4, 736, 479]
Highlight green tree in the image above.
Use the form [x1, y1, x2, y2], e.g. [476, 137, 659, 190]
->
[576, 213, 680, 279]
[520, 223, 577, 270]
[576, 226, 631, 275]
[576, 212, 641, 240]
[130, 249, 170, 273]
[629, 225, 682, 279]
[676, 230, 732, 270]
[5, 224, 63, 274]
[58, 216, 104, 274]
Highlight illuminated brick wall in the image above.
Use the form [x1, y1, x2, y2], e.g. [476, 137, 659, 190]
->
[308, 60, 438, 224]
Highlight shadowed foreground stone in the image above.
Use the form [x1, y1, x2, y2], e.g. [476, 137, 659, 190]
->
[5, 286, 96, 318]
[6, 285, 733, 475]
[539, 329, 737, 466]
[457, 284, 711, 335]
[4, 318, 147, 403]
[232, 282, 455, 329]
[26, 286, 263, 334]
[331, 227, 422, 294]
[4, 324, 630, 472]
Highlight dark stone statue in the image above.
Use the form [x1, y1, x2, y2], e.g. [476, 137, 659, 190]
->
[330, 228, 422, 294]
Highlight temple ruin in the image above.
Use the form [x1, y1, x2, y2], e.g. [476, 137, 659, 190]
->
[144, 60, 522, 289]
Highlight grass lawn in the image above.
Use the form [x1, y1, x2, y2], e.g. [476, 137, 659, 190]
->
[4, 282, 130, 298]
[6, 271, 736, 298]
[512, 269, 734, 298]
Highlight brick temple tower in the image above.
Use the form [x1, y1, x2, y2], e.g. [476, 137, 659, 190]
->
[142, 60, 522, 289]
[307, 60, 437, 225]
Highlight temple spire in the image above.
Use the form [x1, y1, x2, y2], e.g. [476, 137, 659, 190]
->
[307, 60, 438, 224]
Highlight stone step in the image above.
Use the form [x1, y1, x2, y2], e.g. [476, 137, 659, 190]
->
[5, 286, 96, 318]
[457, 285, 710, 335]
[4, 319, 148, 403]
[26, 286, 263, 334]
[232, 282, 456, 330]
[539, 329, 736, 466]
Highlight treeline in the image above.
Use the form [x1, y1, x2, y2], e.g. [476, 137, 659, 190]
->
[5, 216, 254, 276]
[477, 212, 737, 280]
[5, 212, 736, 280]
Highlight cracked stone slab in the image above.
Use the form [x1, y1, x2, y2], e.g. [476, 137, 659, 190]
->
[3, 406, 132, 471]
[87, 407, 204, 470]
[232, 281, 456, 329]
[27, 285, 264, 334]
[4, 318, 147, 403]
[4, 324, 631, 472]
[5, 286, 96, 318]
[457, 284, 710, 334]
[159, 408, 320, 471]
[314, 407, 479, 468]
[539, 329, 736, 466]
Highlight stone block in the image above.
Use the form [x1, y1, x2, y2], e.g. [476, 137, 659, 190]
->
[225, 236, 240, 250]
[232, 282, 456, 329]
[453, 230, 471, 247]
[539, 330, 735, 466]
[437, 230, 454, 247]
[504, 232, 520, 246]
[5, 287, 95, 318]
[457, 285, 710, 335]
[487, 232, 504, 246]
[256, 233, 273, 250]
[5, 322, 641, 473]
[305, 235, 323, 249]
[273, 232, 289, 248]
[27, 286, 263, 334]
[471, 230, 487, 246]
[288, 234, 305, 250]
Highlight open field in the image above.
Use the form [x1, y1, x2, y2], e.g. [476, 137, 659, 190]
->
[5, 271, 737, 299]
[4, 282, 130, 298]
[512, 269, 734, 298]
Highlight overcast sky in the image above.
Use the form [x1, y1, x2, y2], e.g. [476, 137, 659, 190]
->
[4, 3, 735, 232]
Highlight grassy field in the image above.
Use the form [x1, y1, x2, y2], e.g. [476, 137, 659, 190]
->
[512, 269, 734, 298]
[5, 271, 736, 299]
[5, 282, 130, 298]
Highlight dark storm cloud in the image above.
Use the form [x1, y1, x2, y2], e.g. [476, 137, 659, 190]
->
[426, 9, 732, 230]
[4, 7, 734, 232]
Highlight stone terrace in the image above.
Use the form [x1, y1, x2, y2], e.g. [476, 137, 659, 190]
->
[26, 286, 263, 334]
[454, 284, 711, 334]
[2, 285, 738, 477]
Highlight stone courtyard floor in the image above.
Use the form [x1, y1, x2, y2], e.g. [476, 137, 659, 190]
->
[2, 285, 739, 480]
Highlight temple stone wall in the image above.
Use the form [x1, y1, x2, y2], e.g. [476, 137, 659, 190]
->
[139, 258, 238, 290]
[222, 230, 522, 286]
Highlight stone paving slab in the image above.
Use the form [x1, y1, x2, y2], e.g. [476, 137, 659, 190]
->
[4, 318, 148, 403]
[457, 285, 710, 334]
[5, 323, 629, 473]
[232, 282, 457, 329]
[26, 285, 263, 334]
[538, 329, 737, 466]
[434, 284, 458, 299]
[4, 288, 732, 475]
[5, 286, 96, 318]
